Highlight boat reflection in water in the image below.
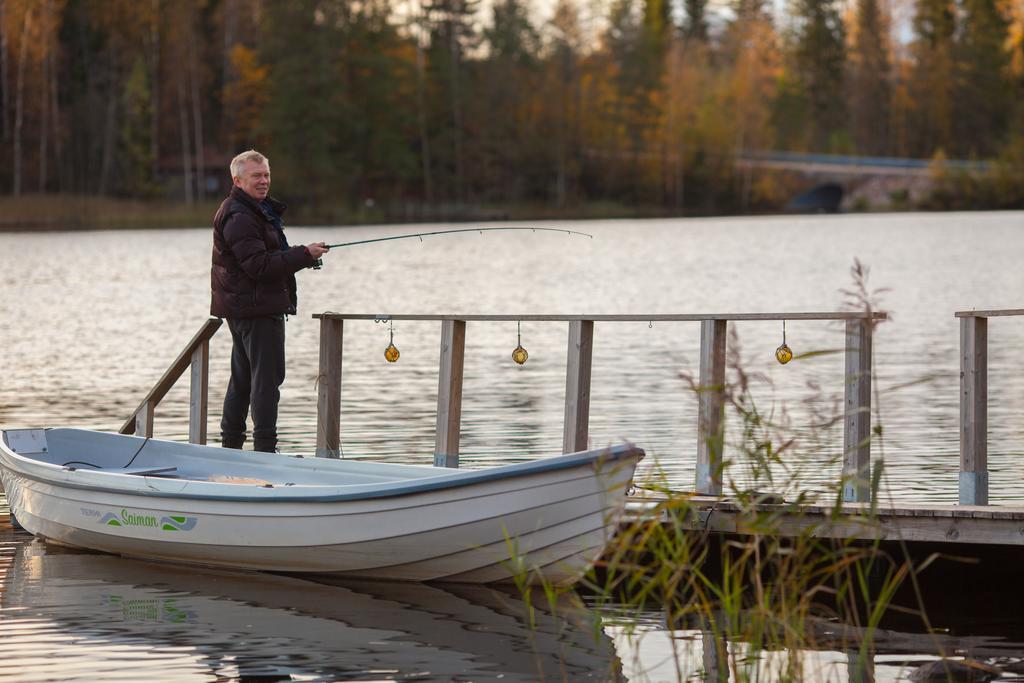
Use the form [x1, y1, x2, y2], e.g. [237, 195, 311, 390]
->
[0, 535, 622, 681]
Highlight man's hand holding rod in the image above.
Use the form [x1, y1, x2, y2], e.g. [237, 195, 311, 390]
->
[306, 242, 329, 259]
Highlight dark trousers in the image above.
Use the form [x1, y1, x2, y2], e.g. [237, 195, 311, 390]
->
[221, 316, 286, 452]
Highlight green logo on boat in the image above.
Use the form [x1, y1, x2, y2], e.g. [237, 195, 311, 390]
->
[98, 510, 197, 532]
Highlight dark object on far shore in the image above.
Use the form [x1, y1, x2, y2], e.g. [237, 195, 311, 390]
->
[785, 183, 844, 213]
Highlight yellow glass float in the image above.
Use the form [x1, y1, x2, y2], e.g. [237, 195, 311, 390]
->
[775, 320, 793, 365]
[512, 321, 528, 365]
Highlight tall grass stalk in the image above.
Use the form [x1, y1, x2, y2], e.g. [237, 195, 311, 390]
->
[516, 261, 940, 681]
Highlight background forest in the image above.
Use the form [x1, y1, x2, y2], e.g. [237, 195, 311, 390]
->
[0, 0, 1022, 223]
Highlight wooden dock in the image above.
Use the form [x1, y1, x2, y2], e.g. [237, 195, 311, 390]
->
[116, 308, 1024, 549]
[628, 494, 1024, 546]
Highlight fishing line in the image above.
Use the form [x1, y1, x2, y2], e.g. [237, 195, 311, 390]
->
[62, 437, 149, 470]
[122, 437, 150, 469]
[324, 226, 593, 250]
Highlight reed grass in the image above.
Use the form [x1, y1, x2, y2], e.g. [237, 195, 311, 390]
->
[510, 261, 943, 681]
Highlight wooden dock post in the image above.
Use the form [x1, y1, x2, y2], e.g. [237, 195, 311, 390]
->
[843, 319, 873, 503]
[134, 401, 155, 438]
[316, 318, 344, 458]
[188, 341, 210, 444]
[563, 320, 594, 453]
[702, 627, 727, 682]
[960, 314, 988, 505]
[435, 319, 466, 467]
[696, 319, 727, 495]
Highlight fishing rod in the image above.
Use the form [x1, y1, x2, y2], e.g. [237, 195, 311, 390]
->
[323, 226, 593, 250]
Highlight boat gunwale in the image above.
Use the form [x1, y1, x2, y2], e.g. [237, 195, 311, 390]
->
[0, 432, 643, 504]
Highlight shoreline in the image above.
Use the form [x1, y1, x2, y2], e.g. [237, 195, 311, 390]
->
[0, 193, 1018, 232]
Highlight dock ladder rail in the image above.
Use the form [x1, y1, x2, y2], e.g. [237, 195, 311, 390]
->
[118, 317, 223, 444]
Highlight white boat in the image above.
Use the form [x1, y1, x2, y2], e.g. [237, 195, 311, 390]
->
[0, 428, 642, 584]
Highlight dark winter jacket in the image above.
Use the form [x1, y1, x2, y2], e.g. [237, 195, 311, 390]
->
[210, 186, 316, 318]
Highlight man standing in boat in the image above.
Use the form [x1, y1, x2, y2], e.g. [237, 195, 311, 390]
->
[211, 150, 329, 452]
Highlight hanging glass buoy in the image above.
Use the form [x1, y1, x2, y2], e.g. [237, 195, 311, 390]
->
[775, 319, 793, 365]
[384, 320, 400, 363]
[512, 321, 528, 365]
[512, 345, 528, 364]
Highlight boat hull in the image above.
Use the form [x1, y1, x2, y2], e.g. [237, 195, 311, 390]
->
[0, 432, 641, 584]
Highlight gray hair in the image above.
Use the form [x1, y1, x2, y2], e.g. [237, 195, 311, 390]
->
[230, 150, 269, 179]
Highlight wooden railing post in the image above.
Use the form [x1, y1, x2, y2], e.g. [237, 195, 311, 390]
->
[134, 401, 155, 438]
[696, 319, 727, 495]
[702, 627, 727, 683]
[435, 319, 466, 467]
[188, 341, 210, 444]
[563, 320, 594, 453]
[316, 317, 344, 458]
[843, 319, 873, 503]
[960, 315, 988, 505]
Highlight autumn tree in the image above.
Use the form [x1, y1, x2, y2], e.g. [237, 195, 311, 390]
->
[423, 0, 479, 203]
[544, 0, 583, 206]
[120, 57, 155, 196]
[258, 0, 344, 209]
[848, 0, 891, 155]
[338, 0, 420, 203]
[477, 0, 541, 201]
[223, 44, 268, 151]
[790, 0, 848, 150]
[954, 0, 1012, 155]
[683, 0, 709, 42]
[0, 0, 1020, 212]
[721, 0, 781, 206]
[910, 0, 957, 154]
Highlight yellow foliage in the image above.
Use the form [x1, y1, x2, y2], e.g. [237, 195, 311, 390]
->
[225, 45, 270, 147]
[928, 148, 949, 179]
[1008, 0, 1024, 76]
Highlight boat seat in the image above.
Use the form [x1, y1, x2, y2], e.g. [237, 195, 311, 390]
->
[113, 466, 178, 476]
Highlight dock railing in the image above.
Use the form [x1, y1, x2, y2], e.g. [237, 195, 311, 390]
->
[119, 317, 222, 443]
[956, 309, 1024, 505]
[312, 311, 885, 502]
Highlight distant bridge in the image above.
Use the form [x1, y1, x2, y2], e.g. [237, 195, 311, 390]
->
[581, 146, 993, 208]
[584, 146, 992, 178]
[736, 151, 997, 210]
[737, 150, 992, 178]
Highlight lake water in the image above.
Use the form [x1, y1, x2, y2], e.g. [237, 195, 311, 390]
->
[2, 212, 1024, 680]
[6, 521, 1024, 682]
[2, 212, 1024, 500]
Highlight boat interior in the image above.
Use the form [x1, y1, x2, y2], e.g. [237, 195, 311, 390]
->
[1, 428, 444, 486]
